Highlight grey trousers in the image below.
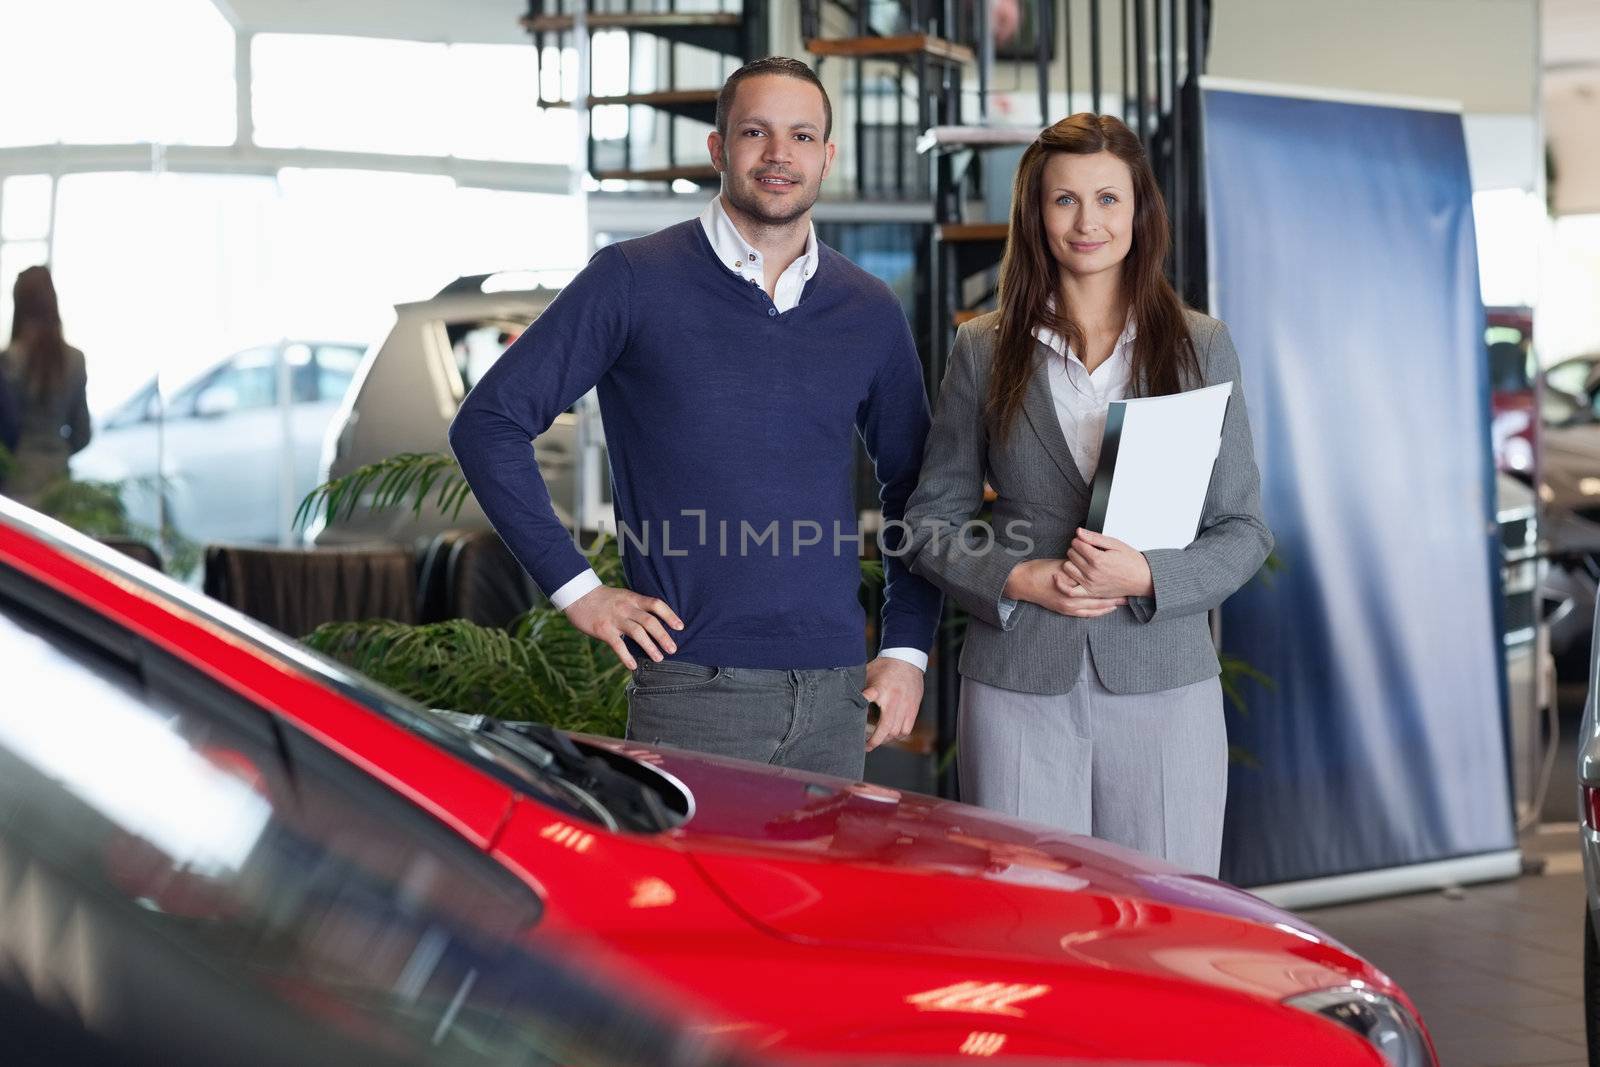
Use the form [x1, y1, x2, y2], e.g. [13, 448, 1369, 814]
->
[958, 649, 1228, 876]
[625, 659, 870, 780]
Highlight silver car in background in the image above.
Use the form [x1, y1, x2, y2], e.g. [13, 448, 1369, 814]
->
[71, 340, 365, 546]
[307, 272, 612, 550]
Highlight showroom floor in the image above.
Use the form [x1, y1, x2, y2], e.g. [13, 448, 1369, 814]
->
[1299, 822, 1586, 1067]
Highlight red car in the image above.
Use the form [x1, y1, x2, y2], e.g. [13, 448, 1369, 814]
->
[0, 498, 1434, 1066]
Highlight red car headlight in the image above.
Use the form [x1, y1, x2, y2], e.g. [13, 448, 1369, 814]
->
[1284, 985, 1433, 1066]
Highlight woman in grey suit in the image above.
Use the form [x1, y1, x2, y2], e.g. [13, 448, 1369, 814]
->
[902, 114, 1271, 877]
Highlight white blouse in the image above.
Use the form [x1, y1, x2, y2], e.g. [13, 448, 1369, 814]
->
[1034, 313, 1137, 483]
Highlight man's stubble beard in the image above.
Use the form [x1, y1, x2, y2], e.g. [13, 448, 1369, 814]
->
[721, 154, 820, 227]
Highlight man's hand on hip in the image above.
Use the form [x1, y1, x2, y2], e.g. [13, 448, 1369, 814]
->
[565, 586, 683, 670]
[864, 656, 924, 752]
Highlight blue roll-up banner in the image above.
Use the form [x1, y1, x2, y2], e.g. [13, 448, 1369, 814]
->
[1204, 84, 1517, 890]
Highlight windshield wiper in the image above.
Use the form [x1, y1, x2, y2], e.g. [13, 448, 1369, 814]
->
[432, 712, 675, 834]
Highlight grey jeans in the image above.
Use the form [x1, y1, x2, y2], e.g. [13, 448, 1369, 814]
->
[625, 660, 871, 780]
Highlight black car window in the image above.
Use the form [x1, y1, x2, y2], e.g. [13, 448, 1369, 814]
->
[445, 320, 526, 394]
[1487, 340, 1531, 394]
[314, 345, 364, 403]
[1546, 358, 1595, 400]
[282, 343, 319, 403]
[166, 347, 274, 420]
[103, 381, 160, 429]
[0, 571, 725, 1067]
[163, 372, 208, 419]
[444, 320, 587, 418]
[200, 351, 278, 412]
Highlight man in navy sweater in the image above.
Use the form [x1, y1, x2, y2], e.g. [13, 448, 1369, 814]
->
[448, 57, 941, 779]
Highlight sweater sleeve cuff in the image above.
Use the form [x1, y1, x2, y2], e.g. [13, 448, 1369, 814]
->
[549, 568, 603, 610]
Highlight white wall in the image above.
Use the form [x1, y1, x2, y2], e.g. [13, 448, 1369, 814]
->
[1546, 69, 1600, 215]
[1210, 0, 1542, 194]
[1209, 0, 1538, 115]
[1538, 215, 1600, 362]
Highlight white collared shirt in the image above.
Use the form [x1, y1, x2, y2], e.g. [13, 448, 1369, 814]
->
[698, 194, 819, 311]
[548, 198, 927, 672]
[1035, 312, 1137, 484]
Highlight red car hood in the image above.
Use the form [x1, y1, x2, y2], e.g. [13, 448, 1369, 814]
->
[586, 737, 1392, 1008]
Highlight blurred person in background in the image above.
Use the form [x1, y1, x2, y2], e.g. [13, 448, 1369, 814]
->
[0, 353, 18, 459]
[0, 265, 91, 506]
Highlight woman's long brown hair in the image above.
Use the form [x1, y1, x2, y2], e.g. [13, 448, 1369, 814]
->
[989, 113, 1199, 441]
[10, 265, 68, 403]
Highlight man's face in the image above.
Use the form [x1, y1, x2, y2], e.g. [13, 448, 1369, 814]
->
[709, 74, 835, 226]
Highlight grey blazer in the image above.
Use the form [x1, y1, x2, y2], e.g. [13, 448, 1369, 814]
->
[902, 308, 1272, 696]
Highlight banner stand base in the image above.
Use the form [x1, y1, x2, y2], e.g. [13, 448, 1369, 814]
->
[1249, 850, 1524, 911]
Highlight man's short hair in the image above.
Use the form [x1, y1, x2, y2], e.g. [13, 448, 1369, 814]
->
[714, 56, 833, 143]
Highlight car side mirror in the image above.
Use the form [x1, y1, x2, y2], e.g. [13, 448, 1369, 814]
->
[194, 385, 238, 419]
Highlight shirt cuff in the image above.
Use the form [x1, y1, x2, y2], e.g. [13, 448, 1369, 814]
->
[878, 647, 929, 672]
[997, 597, 1018, 625]
[549, 568, 602, 611]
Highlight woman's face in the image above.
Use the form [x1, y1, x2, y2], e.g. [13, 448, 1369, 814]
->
[1038, 149, 1136, 281]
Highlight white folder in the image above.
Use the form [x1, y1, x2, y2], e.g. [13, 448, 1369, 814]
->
[1085, 381, 1233, 551]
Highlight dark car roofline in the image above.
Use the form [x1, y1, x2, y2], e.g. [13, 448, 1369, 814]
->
[392, 290, 555, 318]
[432, 272, 571, 300]
[0, 496, 442, 738]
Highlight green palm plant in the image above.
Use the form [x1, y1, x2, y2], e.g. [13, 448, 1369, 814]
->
[304, 603, 631, 736]
[303, 530, 632, 734]
[294, 450, 473, 531]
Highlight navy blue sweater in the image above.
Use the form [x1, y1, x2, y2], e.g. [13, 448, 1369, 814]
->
[448, 219, 942, 669]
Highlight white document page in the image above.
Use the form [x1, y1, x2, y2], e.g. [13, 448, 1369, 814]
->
[1091, 381, 1233, 551]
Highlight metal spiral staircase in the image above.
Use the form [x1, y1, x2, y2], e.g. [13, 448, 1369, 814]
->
[522, 2, 768, 185]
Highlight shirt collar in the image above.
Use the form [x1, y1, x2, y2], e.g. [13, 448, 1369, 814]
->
[699, 195, 818, 281]
[1033, 297, 1137, 363]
